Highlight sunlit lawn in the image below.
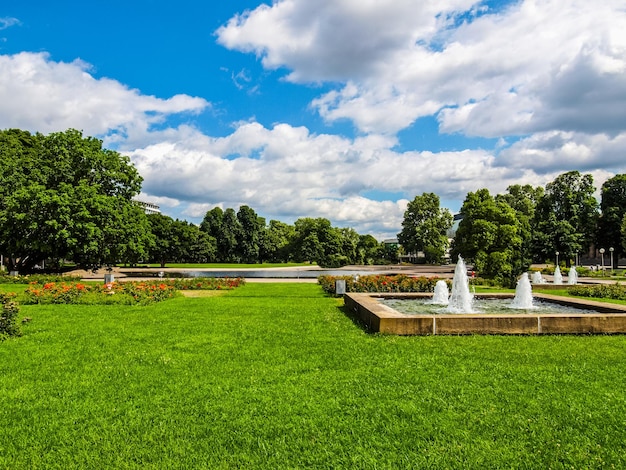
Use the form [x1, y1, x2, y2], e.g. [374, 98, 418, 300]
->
[1, 283, 625, 468]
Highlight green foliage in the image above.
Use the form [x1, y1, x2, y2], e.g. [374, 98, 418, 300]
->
[451, 188, 526, 286]
[22, 278, 245, 305]
[568, 283, 626, 301]
[236, 205, 265, 263]
[598, 174, 626, 267]
[0, 129, 150, 272]
[148, 213, 216, 267]
[0, 292, 20, 339]
[162, 277, 245, 290]
[533, 171, 599, 264]
[398, 192, 453, 263]
[318, 274, 442, 294]
[261, 219, 296, 263]
[622, 213, 626, 255]
[24, 281, 176, 305]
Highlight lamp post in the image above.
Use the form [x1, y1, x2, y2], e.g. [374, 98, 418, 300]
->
[610, 247, 614, 272]
[555, 251, 559, 267]
[600, 248, 605, 274]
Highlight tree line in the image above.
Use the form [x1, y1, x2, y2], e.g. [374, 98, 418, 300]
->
[0, 129, 392, 272]
[3, 128, 625, 278]
[398, 171, 626, 286]
[148, 208, 389, 267]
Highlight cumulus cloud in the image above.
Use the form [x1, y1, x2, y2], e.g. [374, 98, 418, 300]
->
[0, 52, 210, 146]
[3, 2, 625, 239]
[130, 121, 546, 238]
[218, 0, 626, 139]
[498, 131, 626, 174]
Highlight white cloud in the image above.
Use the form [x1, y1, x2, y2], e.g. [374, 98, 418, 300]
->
[0, 17, 20, 30]
[498, 131, 626, 174]
[0, 52, 210, 146]
[218, 0, 626, 139]
[129, 121, 551, 238]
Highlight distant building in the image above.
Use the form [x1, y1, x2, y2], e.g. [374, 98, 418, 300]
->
[134, 200, 161, 215]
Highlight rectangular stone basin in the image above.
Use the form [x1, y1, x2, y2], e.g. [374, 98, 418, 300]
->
[343, 292, 626, 335]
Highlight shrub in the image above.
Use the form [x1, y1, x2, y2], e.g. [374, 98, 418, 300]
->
[165, 277, 245, 290]
[568, 283, 626, 301]
[0, 292, 21, 339]
[24, 281, 179, 305]
[318, 274, 444, 295]
[23, 278, 246, 305]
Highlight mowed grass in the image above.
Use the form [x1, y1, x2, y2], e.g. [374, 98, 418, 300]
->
[1, 284, 625, 469]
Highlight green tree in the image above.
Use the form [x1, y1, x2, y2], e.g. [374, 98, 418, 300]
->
[533, 171, 598, 265]
[622, 214, 626, 255]
[495, 184, 543, 270]
[147, 213, 179, 267]
[262, 220, 295, 263]
[357, 234, 383, 265]
[0, 129, 149, 272]
[398, 193, 453, 264]
[200, 207, 240, 262]
[236, 205, 265, 263]
[451, 189, 525, 286]
[292, 218, 343, 267]
[338, 227, 360, 265]
[598, 174, 626, 267]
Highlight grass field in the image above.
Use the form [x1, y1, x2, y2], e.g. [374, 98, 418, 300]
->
[1, 283, 625, 468]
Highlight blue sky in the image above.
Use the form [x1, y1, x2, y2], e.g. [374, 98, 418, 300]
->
[1, 0, 625, 239]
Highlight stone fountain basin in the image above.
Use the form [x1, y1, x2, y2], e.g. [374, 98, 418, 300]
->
[343, 292, 626, 335]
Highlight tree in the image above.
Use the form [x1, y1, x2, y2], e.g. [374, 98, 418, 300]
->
[236, 205, 265, 263]
[622, 214, 626, 255]
[200, 207, 239, 262]
[495, 184, 543, 270]
[398, 193, 453, 264]
[357, 234, 383, 265]
[261, 220, 295, 263]
[292, 218, 344, 267]
[0, 129, 149, 272]
[598, 174, 626, 267]
[451, 189, 525, 286]
[147, 213, 179, 267]
[533, 171, 598, 265]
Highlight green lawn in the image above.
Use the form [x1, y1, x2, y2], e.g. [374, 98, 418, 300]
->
[1, 283, 625, 468]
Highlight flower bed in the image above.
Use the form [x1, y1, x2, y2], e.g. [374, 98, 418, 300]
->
[24, 278, 245, 305]
[318, 274, 443, 295]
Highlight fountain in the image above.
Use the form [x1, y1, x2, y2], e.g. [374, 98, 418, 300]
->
[568, 266, 578, 285]
[345, 255, 626, 335]
[431, 280, 449, 305]
[446, 256, 475, 313]
[510, 272, 534, 309]
[553, 265, 563, 285]
[531, 271, 546, 284]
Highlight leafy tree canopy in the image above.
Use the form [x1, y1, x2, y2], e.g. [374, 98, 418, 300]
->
[0, 128, 149, 271]
[397, 192, 452, 264]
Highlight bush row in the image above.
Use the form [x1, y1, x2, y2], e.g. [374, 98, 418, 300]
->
[318, 274, 444, 295]
[0, 293, 21, 340]
[568, 283, 626, 301]
[24, 278, 245, 305]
